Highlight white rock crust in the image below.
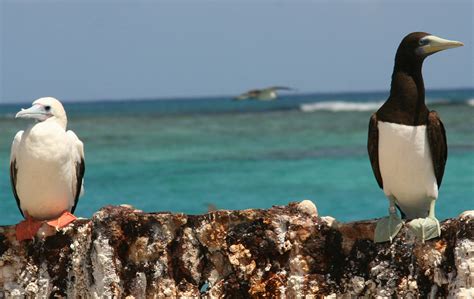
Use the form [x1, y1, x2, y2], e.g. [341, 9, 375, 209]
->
[297, 200, 318, 217]
[449, 238, 474, 297]
[459, 210, 474, 219]
[91, 235, 122, 297]
[0, 206, 472, 297]
[67, 223, 92, 297]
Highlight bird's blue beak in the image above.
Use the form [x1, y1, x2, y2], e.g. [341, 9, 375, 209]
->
[15, 104, 51, 121]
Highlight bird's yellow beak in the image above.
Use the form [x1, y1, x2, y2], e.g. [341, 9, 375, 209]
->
[417, 35, 464, 55]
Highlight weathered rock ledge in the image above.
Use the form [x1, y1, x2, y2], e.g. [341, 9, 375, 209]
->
[0, 202, 472, 298]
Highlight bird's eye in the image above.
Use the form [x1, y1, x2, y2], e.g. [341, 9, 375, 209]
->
[44, 106, 51, 112]
[419, 39, 428, 46]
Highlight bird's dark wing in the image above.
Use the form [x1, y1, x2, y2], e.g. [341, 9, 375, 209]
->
[234, 89, 260, 100]
[368, 113, 383, 189]
[246, 90, 260, 96]
[10, 131, 24, 217]
[67, 131, 85, 214]
[72, 158, 85, 213]
[269, 86, 293, 91]
[9, 160, 23, 217]
[427, 111, 447, 187]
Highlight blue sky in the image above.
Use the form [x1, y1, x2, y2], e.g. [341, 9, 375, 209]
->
[1, 0, 473, 103]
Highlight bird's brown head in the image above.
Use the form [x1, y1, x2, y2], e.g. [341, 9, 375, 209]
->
[395, 32, 463, 66]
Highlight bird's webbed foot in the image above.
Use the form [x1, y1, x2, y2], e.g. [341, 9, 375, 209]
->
[407, 199, 441, 243]
[46, 211, 77, 229]
[374, 196, 404, 243]
[374, 213, 404, 243]
[16, 215, 42, 241]
[407, 216, 440, 243]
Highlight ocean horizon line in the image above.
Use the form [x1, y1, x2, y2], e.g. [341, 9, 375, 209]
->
[1, 86, 472, 106]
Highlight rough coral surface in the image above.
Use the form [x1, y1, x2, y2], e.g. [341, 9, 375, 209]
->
[0, 204, 472, 298]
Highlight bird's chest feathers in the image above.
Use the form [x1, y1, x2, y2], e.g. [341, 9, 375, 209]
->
[258, 91, 277, 100]
[19, 123, 70, 163]
[378, 121, 428, 154]
[377, 121, 438, 210]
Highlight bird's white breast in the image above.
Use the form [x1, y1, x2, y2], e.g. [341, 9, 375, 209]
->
[378, 121, 438, 219]
[16, 122, 75, 219]
[257, 90, 277, 100]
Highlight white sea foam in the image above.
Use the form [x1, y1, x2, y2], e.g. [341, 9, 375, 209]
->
[300, 101, 383, 112]
[467, 98, 474, 106]
[427, 98, 451, 105]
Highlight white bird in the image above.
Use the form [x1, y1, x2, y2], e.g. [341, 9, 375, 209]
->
[10, 97, 85, 241]
[234, 86, 294, 101]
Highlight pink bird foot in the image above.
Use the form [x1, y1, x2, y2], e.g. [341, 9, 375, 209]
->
[16, 215, 42, 241]
[46, 211, 77, 228]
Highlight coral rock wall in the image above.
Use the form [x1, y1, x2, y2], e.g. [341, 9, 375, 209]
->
[0, 203, 472, 298]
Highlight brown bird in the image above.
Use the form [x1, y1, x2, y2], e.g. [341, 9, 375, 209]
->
[367, 32, 463, 243]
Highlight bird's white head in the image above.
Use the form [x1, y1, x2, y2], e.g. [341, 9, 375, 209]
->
[15, 97, 68, 129]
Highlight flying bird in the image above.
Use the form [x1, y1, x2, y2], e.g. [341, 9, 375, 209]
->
[10, 97, 85, 241]
[234, 86, 294, 101]
[368, 32, 463, 242]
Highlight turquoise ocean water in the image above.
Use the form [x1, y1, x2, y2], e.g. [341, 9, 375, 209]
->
[0, 89, 473, 225]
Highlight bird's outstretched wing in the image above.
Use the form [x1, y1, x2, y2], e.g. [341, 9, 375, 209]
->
[10, 131, 24, 216]
[234, 86, 293, 100]
[367, 113, 383, 189]
[67, 131, 85, 213]
[427, 111, 447, 187]
[268, 86, 294, 91]
[234, 89, 260, 100]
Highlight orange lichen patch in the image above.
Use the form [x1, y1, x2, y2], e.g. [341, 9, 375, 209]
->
[248, 277, 266, 296]
[248, 272, 286, 297]
[228, 244, 256, 278]
[338, 220, 376, 254]
[264, 273, 286, 296]
[296, 227, 312, 242]
[435, 240, 447, 252]
[198, 222, 228, 251]
[128, 236, 151, 263]
[289, 254, 311, 274]
[413, 243, 445, 277]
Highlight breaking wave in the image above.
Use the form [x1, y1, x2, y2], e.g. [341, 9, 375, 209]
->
[300, 98, 474, 112]
[0, 113, 15, 118]
[300, 101, 383, 112]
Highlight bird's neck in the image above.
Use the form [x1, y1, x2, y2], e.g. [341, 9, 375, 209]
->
[42, 117, 68, 130]
[33, 116, 67, 130]
[384, 57, 428, 125]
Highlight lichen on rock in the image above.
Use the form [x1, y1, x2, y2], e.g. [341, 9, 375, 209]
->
[0, 202, 472, 297]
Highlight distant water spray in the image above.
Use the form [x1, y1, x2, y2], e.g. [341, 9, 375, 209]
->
[300, 101, 383, 112]
[300, 98, 474, 113]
